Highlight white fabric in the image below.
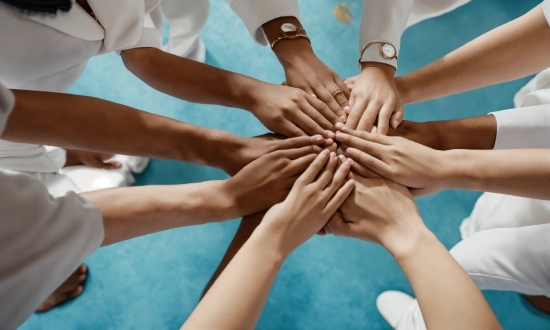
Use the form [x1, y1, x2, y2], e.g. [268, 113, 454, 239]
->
[161, 0, 209, 62]
[0, 170, 104, 330]
[359, 0, 470, 68]
[0, 83, 14, 134]
[544, 0, 550, 27]
[0, 1, 160, 173]
[226, 0, 301, 46]
[490, 105, 550, 149]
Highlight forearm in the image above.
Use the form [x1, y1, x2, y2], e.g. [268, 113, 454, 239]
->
[389, 225, 501, 330]
[263, 17, 315, 65]
[182, 227, 284, 330]
[3, 89, 242, 170]
[121, 47, 261, 111]
[389, 115, 496, 150]
[397, 5, 550, 104]
[443, 149, 550, 199]
[82, 180, 238, 246]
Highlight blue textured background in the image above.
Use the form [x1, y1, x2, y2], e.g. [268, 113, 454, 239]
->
[21, 0, 550, 329]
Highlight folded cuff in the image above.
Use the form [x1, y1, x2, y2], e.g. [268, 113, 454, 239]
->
[227, 0, 301, 45]
[490, 104, 550, 149]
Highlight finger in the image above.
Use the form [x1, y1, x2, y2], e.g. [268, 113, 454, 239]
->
[334, 125, 392, 145]
[322, 225, 332, 235]
[326, 159, 353, 195]
[301, 102, 336, 130]
[327, 82, 349, 109]
[376, 103, 395, 135]
[306, 94, 342, 126]
[326, 212, 352, 237]
[102, 161, 122, 170]
[315, 152, 338, 188]
[335, 132, 386, 159]
[315, 87, 345, 117]
[356, 101, 380, 132]
[344, 147, 392, 177]
[371, 126, 377, 134]
[286, 153, 318, 177]
[325, 179, 355, 217]
[281, 121, 307, 137]
[390, 107, 405, 130]
[98, 153, 116, 161]
[276, 145, 319, 160]
[274, 135, 327, 152]
[351, 162, 382, 178]
[296, 149, 330, 185]
[293, 111, 326, 136]
[345, 97, 369, 130]
[335, 76, 352, 99]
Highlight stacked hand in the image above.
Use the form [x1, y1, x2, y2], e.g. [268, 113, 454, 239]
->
[334, 126, 449, 196]
[258, 150, 355, 256]
[344, 63, 403, 135]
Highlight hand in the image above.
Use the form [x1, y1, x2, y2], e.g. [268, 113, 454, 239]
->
[324, 174, 424, 254]
[225, 145, 322, 216]
[258, 150, 355, 256]
[334, 127, 449, 196]
[222, 133, 336, 176]
[346, 63, 404, 134]
[274, 40, 350, 119]
[64, 149, 121, 169]
[343, 75, 358, 91]
[248, 83, 343, 137]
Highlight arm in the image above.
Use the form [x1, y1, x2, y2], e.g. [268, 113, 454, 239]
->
[84, 145, 323, 246]
[182, 151, 354, 330]
[262, 17, 350, 118]
[397, 4, 550, 104]
[121, 47, 340, 137]
[345, 0, 414, 134]
[326, 175, 501, 330]
[335, 126, 550, 199]
[3, 89, 330, 175]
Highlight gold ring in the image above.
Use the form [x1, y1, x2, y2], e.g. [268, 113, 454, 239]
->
[331, 89, 343, 98]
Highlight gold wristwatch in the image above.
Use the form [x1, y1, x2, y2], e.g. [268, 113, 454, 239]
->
[270, 23, 311, 49]
[358, 40, 397, 68]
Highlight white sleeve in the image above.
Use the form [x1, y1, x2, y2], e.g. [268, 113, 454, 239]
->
[490, 104, 550, 149]
[543, 0, 550, 27]
[0, 83, 14, 135]
[117, 6, 163, 53]
[359, 0, 414, 69]
[226, 0, 301, 45]
[0, 170, 104, 330]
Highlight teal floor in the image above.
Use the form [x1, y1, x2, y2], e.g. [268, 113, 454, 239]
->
[21, 0, 550, 329]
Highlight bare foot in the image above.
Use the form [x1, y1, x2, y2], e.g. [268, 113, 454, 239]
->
[36, 264, 88, 313]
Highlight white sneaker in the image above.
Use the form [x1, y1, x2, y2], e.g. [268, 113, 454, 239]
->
[376, 291, 414, 329]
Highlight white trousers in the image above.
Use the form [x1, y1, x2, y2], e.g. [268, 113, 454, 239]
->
[396, 193, 550, 330]
[160, 0, 209, 61]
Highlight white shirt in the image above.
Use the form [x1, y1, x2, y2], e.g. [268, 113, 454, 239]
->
[227, 0, 471, 69]
[0, 84, 104, 330]
[0, 0, 164, 173]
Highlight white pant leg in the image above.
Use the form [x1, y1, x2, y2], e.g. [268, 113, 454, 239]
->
[161, 0, 209, 60]
[460, 192, 550, 238]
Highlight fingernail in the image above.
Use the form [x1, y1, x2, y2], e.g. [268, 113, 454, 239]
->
[321, 149, 329, 156]
[335, 122, 344, 130]
[344, 106, 351, 114]
[338, 155, 346, 162]
[335, 132, 344, 140]
[330, 152, 336, 159]
[345, 148, 356, 156]
[348, 179, 355, 186]
[313, 145, 322, 153]
[325, 130, 335, 138]
[392, 119, 400, 129]
[340, 115, 347, 123]
[311, 94, 317, 98]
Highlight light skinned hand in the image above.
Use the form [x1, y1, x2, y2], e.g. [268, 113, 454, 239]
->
[225, 144, 324, 216]
[258, 150, 355, 256]
[249, 83, 343, 137]
[346, 63, 404, 134]
[334, 126, 447, 196]
[64, 149, 121, 169]
[324, 173, 423, 253]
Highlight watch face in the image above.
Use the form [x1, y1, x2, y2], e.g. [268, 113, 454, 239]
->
[281, 23, 298, 34]
[381, 43, 396, 58]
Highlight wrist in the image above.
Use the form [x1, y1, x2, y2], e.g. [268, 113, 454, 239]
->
[360, 62, 396, 77]
[395, 76, 412, 105]
[383, 223, 435, 262]
[442, 149, 482, 191]
[252, 218, 293, 259]
[273, 38, 315, 67]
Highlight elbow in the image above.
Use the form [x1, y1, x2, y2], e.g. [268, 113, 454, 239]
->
[121, 47, 158, 77]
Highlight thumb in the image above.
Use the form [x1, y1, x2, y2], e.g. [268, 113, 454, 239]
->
[325, 211, 351, 237]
